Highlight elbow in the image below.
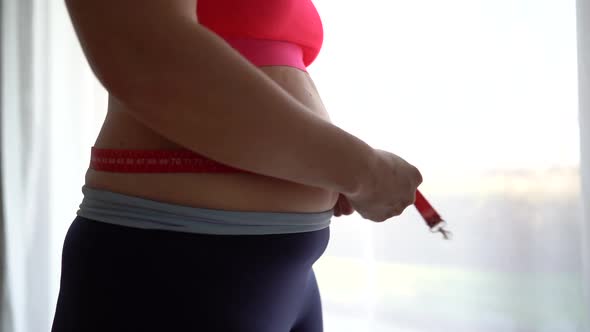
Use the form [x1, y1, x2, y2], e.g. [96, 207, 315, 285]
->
[98, 63, 180, 114]
[97, 67, 139, 104]
[88, 46, 163, 109]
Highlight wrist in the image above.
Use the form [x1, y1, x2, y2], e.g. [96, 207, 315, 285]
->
[345, 146, 378, 198]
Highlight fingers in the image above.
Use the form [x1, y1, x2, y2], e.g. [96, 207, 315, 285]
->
[333, 206, 340, 217]
[333, 196, 342, 217]
[372, 201, 411, 223]
[414, 166, 423, 186]
[339, 194, 354, 215]
[333, 194, 355, 218]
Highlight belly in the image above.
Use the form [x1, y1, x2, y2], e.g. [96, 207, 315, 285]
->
[84, 66, 339, 213]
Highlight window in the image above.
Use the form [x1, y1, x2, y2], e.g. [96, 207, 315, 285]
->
[310, 1, 584, 330]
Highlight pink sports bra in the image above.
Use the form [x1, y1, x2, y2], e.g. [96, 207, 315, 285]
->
[198, 0, 324, 71]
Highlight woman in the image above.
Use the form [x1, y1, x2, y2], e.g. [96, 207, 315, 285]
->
[51, 0, 423, 331]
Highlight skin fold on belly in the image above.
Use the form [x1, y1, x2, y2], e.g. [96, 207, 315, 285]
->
[84, 65, 340, 213]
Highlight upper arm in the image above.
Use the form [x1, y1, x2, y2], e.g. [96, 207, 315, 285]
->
[64, 0, 199, 94]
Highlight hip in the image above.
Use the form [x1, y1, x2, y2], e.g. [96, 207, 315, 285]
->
[52, 216, 329, 331]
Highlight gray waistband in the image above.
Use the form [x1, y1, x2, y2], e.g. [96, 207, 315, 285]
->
[76, 185, 333, 235]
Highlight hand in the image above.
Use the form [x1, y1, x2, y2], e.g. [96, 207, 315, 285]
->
[345, 148, 422, 223]
[333, 193, 355, 217]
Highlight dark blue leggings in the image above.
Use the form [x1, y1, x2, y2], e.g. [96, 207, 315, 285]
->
[51, 216, 330, 332]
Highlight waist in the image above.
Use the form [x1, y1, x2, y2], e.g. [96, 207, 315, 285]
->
[77, 185, 332, 235]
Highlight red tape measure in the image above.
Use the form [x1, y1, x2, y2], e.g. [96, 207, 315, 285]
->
[91, 147, 451, 239]
[414, 190, 452, 240]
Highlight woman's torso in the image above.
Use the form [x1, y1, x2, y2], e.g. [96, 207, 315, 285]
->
[85, 65, 339, 213]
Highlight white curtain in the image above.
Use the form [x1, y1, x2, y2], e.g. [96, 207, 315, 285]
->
[577, 0, 590, 325]
[312, 1, 588, 330]
[1, 0, 107, 331]
[1, 0, 588, 331]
